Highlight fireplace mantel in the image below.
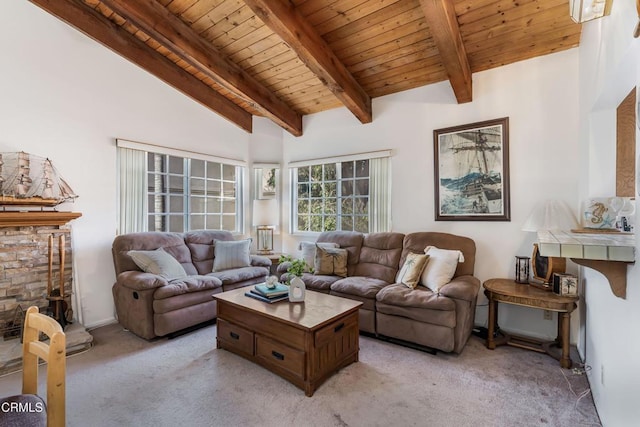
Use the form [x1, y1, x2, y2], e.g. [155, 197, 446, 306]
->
[0, 211, 82, 227]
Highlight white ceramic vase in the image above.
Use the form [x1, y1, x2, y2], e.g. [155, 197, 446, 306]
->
[289, 276, 306, 302]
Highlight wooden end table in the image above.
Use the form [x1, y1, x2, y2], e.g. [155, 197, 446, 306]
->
[254, 252, 285, 275]
[483, 278, 579, 368]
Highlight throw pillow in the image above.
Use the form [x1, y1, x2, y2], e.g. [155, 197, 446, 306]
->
[313, 245, 348, 277]
[420, 246, 465, 292]
[299, 241, 339, 272]
[128, 248, 187, 281]
[212, 239, 251, 272]
[395, 253, 430, 289]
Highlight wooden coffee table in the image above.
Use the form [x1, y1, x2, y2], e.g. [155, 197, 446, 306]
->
[213, 287, 362, 396]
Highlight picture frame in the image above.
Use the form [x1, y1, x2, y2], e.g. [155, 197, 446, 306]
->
[433, 117, 510, 221]
[254, 163, 279, 200]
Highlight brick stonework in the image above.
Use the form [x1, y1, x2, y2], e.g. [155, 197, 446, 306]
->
[0, 226, 73, 333]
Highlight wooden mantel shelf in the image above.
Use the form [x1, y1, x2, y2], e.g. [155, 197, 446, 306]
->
[537, 230, 635, 299]
[0, 211, 82, 227]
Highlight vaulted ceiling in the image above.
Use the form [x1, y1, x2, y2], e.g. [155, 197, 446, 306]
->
[29, 0, 581, 136]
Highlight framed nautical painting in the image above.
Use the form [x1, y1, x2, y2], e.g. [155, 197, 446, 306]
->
[433, 117, 510, 221]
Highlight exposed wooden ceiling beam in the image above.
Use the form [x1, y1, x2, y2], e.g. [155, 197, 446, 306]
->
[243, 0, 372, 124]
[28, 0, 253, 133]
[100, 0, 303, 136]
[28, 0, 252, 133]
[418, 0, 472, 103]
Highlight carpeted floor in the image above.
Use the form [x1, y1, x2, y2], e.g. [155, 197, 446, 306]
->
[0, 322, 601, 427]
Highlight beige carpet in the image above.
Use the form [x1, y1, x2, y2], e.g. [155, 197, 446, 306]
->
[0, 323, 600, 426]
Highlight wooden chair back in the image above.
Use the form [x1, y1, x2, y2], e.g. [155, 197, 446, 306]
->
[22, 306, 66, 427]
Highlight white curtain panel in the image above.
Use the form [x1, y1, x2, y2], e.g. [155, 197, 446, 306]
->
[117, 147, 147, 234]
[369, 156, 391, 232]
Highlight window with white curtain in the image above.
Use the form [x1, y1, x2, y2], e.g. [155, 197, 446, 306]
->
[289, 151, 392, 234]
[117, 139, 245, 235]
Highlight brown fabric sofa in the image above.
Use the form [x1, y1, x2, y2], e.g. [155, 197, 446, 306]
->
[279, 231, 480, 354]
[112, 230, 270, 339]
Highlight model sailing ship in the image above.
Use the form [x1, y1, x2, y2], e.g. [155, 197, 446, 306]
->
[0, 152, 77, 206]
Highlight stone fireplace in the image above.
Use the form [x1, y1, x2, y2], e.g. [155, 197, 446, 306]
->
[0, 210, 93, 374]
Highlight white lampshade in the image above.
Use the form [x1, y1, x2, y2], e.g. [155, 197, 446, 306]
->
[252, 199, 279, 226]
[570, 0, 612, 23]
[522, 200, 579, 232]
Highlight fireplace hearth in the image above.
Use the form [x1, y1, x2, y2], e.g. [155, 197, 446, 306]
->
[0, 211, 93, 374]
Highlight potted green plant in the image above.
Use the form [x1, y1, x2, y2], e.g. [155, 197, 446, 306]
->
[278, 254, 309, 279]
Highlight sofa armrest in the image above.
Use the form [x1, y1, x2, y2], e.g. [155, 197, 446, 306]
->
[116, 271, 169, 290]
[437, 275, 480, 302]
[276, 261, 292, 274]
[250, 254, 271, 268]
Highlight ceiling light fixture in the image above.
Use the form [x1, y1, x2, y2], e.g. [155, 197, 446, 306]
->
[569, 0, 613, 23]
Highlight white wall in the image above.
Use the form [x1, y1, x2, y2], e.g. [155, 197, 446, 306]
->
[578, 1, 640, 425]
[282, 49, 581, 340]
[0, 2, 254, 327]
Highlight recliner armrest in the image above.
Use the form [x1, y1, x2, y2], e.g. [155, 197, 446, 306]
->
[437, 275, 480, 302]
[276, 261, 292, 274]
[250, 254, 271, 268]
[115, 271, 169, 290]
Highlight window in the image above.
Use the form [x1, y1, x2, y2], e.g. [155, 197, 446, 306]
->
[290, 151, 391, 234]
[117, 140, 245, 234]
[146, 153, 240, 232]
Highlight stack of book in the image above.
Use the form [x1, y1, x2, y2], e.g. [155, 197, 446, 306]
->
[245, 282, 289, 303]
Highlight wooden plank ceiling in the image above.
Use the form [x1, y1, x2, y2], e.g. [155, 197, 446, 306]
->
[29, 0, 581, 136]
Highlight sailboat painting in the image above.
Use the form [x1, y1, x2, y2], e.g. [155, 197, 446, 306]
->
[433, 117, 510, 221]
[0, 152, 78, 206]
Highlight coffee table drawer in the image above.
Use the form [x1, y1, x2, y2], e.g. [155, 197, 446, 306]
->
[218, 319, 254, 356]
[315, 314, 358, 347]
[256, 335, 305, 378]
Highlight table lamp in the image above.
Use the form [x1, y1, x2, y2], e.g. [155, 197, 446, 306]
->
[252, 199, 278, 254]
[522, 200, 579, 286]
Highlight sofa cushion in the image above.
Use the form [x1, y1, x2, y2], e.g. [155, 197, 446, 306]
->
[402, 232, 475, 278]
[314, 246, 348, 277]
[331, 276, 390, 299]
[113, 231, 196, 275]
[376, 283, 456, 311]
[153, 286, 223, 314]
[317, 231, 364, 276]
[352, 232, 404, 283]
[421, 246, 465, 292]
[208, 266, 268, 286]
[376, 284, 456, 327]
[299, 272, 342, 292]
[184, 230, 235, 275]
[299, 241, 338, 272]
[212, 239, 251, 271]
[128, 248, 188, 281]
[396, 253, 429, 289]
[153, 275, 223, 299]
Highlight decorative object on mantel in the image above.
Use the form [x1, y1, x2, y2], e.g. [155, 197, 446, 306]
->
[522, 200, 578, 287]
[579, 197, 635, 233]
[0, 152, 77, 206]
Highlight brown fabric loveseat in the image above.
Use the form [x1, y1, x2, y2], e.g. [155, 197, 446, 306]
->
[112, 230, 270, 339]
[279, 231, 480, 354]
